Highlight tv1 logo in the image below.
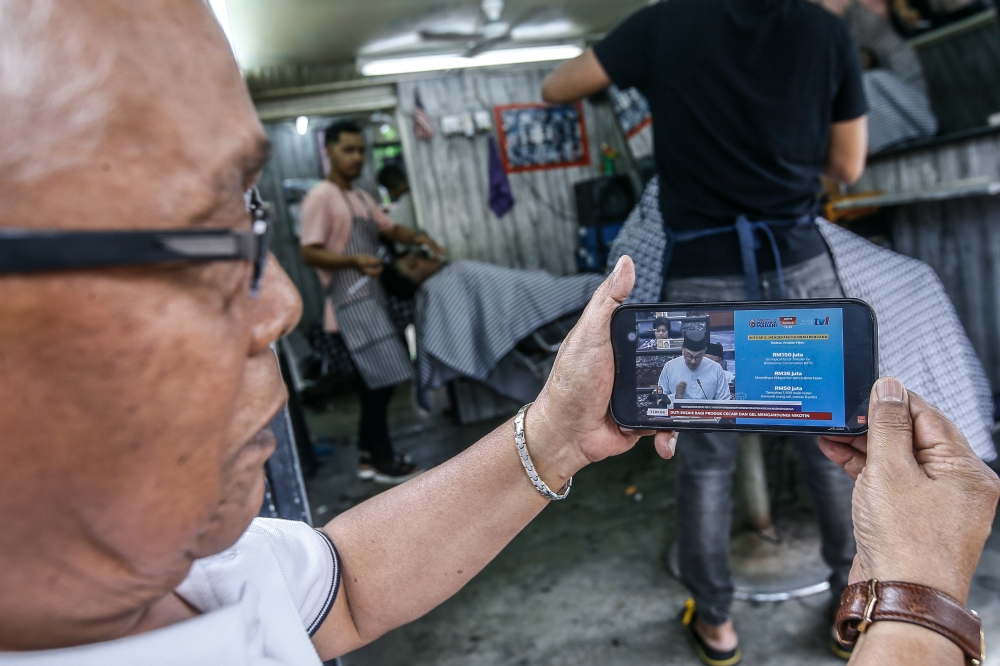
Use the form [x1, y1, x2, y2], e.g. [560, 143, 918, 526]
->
[777, 315, 830, 327]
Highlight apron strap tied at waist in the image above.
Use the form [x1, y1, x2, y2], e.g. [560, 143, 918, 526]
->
[661, 214, 813, 301]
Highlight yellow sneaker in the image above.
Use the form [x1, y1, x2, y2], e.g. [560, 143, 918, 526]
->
[680, 598, 742, 666]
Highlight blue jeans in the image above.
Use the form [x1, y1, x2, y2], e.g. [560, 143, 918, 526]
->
[665, 252, 856, 626]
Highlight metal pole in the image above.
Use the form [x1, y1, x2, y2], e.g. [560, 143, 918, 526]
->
[667, 434, 831, 600]
[736, 433, 773, 533]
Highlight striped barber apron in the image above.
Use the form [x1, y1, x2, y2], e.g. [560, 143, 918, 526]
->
[327, 186, 413, 390]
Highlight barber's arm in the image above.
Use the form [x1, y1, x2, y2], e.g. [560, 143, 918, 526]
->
[381, 224, 445, 257]
[817, 377, 1000, 664]
[542, 5, 653, 104]
[541, 49, 612, 104]
[301, 244, 383, 277]
[311, 257, 677, 659]
[824, 116, 868, 185]
[825, 21, 869, 185]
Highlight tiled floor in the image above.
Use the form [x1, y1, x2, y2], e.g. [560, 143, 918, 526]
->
[305, 384, 1000, 665]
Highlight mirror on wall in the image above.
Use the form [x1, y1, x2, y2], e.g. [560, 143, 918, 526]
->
[816, 0, 1000, 154]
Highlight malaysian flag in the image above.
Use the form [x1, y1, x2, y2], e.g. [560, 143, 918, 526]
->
[413, 89, 434, 140]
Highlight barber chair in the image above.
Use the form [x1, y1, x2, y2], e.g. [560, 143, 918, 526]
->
[448, 312, 582, 425]
[666, 435, 832, 602]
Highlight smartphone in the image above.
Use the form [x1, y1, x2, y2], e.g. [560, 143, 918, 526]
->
[610, 299, 878, 435]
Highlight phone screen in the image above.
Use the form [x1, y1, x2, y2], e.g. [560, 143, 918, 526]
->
[610, 300, 878, 434]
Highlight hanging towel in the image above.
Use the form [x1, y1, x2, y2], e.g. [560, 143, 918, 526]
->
[488, 136, 514, 218]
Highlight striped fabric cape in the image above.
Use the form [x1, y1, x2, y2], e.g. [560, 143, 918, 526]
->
[415, 260, 603, 402]
[608, 178, 996, 460]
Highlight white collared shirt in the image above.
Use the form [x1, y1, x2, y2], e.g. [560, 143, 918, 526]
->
[0, 518, 340, 665]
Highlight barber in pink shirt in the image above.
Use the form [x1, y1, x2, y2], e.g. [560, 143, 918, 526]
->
[301, 121, 444, 484]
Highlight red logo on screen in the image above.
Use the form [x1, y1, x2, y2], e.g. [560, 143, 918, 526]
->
[780, 316, 797, 327]
[857, 416, 867, 425]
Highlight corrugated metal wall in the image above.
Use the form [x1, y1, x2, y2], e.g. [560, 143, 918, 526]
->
[397, 68, 637, 276]
[853, 131, 1000, 387]
[257, 122, 324, 335]
[891, 197, 1000, 389]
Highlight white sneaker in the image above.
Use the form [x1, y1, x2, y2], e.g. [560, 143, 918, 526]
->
[372, 461, 423, 485]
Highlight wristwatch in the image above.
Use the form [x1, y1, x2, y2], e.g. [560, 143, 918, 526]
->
[836, 579, 985, 664]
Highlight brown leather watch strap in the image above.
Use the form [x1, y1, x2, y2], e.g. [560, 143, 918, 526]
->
[836, 579, 985, 664]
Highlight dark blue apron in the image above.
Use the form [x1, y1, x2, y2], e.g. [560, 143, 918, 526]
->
[661, 214, 814, 300]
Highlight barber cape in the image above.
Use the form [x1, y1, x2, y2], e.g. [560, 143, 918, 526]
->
[416, 260, 603, 402]
[609, 178, 996, 461]
[0, 519, 339, 666]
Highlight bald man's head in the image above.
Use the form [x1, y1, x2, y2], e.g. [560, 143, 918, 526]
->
[0, 1, 302, 651]
[0, 0, 267, 230]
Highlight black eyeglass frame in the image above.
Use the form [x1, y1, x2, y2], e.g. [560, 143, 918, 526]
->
[0, 188, 273, 298]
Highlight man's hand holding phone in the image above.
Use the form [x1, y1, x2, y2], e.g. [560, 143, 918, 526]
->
[609, 298, 877, 434]
[527, 256, 680, 479]
[818, 377, 1000, 664]
[819, 377, 999, 605]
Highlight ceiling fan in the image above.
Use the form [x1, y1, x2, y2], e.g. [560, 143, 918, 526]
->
[418, 0, 547, 57]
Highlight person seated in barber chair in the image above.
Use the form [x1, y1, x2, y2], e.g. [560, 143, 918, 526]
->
[378, 251, 604, 406]
[380, 250, 444, 294]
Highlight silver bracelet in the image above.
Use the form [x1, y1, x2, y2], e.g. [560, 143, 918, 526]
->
[514, 403, 572, 500]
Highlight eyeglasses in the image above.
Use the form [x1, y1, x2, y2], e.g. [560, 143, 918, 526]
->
[0, 188, 273, 298]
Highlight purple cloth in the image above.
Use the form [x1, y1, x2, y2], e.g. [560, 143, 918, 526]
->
[487, 136, 514, 218]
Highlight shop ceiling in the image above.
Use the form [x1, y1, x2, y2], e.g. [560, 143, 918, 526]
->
[226, 0, 651, 69]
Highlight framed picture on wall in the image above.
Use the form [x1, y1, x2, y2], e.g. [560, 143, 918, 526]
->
[493, 102, 590, 173]
[609, 85, 652, 139]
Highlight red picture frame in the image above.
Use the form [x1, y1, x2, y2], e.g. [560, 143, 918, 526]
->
[493, 102, 591, 174]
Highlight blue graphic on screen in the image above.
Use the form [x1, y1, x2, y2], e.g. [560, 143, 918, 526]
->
[733, 308, 845, 427]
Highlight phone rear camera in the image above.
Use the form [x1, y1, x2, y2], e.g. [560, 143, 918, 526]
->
[627, 332, 636, 342]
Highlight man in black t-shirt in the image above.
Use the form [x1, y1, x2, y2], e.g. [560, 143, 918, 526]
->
[544, 1, 867, 661]
[544, 0, 867, 282]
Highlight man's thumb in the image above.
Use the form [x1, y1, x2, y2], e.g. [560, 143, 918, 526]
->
[604, 255, 635, 307]
[572, 255, 634, 344]
[866, 376, 917, 474]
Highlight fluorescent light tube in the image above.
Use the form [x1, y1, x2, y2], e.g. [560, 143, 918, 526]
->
[359, 44, 583, 76]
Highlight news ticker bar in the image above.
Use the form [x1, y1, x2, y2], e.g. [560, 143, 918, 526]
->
[655, 408, 834, 420]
